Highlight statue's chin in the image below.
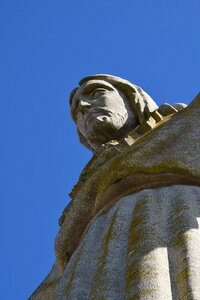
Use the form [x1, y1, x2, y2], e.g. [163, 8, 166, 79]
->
[85, 130, 112, 149]
[84, 125, 124, 151]
[82, 113, 134, 150]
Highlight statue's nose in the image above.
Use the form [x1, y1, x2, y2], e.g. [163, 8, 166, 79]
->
[79, 100, 91, 109]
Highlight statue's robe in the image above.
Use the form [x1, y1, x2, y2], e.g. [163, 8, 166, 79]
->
[30, 94, 200, 300]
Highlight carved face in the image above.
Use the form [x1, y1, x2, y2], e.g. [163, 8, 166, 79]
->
[71, 79, 138, 150]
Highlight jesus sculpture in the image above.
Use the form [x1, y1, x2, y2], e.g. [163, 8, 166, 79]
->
[30, 74, 200, 300]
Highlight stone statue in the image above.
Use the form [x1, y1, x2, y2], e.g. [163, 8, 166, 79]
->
[29, 75, 200, 300]
[70, 74, 158, 151]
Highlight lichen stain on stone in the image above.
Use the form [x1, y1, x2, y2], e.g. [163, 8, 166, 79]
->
[168, 198, 196, 246]
[61, 241, 86, 297]
[29, 279, 60, 300]
[176, 267, 195, 300]
[95, 158, 192, 207]
[97, 211, 118, 272]
[176, 266, 192, 283]
[88, 211, 119, 298]
[127, 288, 157, 300]
[128, 198, 150, 250]
[127, 265, 158, 281]
[126, 197, 158, 293]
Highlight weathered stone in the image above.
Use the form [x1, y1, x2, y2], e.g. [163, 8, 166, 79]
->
[70, 74, 159, 152]
[29, 75, 200, 300]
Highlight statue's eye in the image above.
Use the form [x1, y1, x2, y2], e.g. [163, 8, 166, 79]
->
[91, 88, 107, 98]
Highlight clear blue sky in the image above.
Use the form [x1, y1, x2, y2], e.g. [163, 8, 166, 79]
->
[1, 0, 199, 299]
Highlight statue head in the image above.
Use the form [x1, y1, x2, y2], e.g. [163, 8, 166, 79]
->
[70, 74, 158, 151]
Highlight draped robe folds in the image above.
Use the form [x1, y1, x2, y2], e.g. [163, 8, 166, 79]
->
[29, 94, 200, 300]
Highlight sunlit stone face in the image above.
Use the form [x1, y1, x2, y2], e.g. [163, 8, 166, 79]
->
[71, 80, 138, 150]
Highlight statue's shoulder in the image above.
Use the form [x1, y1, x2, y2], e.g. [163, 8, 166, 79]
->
[75, 93, 200, 191]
